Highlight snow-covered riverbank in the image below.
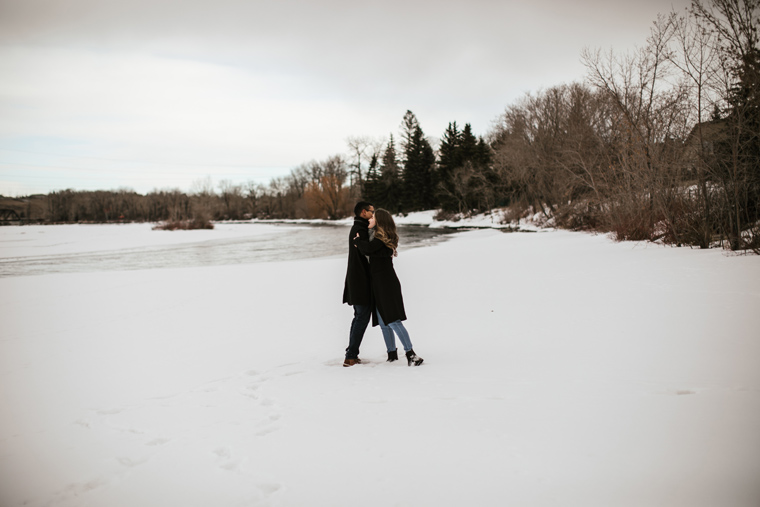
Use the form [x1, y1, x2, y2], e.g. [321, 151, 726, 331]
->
[1, 228, 758, 506]
[251, 208, 545, 231]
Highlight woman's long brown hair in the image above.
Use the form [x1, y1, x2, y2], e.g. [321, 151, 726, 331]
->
[373, 209, 399, 256]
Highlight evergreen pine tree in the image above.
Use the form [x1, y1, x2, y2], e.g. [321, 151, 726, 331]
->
[438, 122, 461, 173]
[399, 110, 419, 156]
[380, 134, 403, 213]
[403, 124, 436, 211]
[437, 122, 461, 211]
[363, 152, 383, 205]
[436, 122, 495, 213]
[459, 123, 478, 163]
[475, 136, 492, 168]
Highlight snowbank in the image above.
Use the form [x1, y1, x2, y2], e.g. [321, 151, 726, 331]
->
[1, 229, 759, 506]
[249, 208, 549, 232]
[391, 209, 540, 230]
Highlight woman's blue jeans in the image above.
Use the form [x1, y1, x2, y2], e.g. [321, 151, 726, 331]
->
[377, 310, 413, 352]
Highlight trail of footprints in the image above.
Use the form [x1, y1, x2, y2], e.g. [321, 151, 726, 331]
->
[64, 363, 306, 505]
[242, 368, 286, 437]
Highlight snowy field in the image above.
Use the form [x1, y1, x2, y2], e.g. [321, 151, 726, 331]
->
[1, 225, 759, 506]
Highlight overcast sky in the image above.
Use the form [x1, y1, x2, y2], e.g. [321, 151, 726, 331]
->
[0, 0, 691, 196]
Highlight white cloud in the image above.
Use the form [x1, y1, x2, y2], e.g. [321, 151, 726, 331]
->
[0, 0, 693, 194]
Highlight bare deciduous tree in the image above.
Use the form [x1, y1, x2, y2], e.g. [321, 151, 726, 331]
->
[304, 155, 350, 219]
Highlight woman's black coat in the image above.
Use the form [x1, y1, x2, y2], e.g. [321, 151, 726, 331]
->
[353, 236, 407, 326]
[342, 217, 372, 306]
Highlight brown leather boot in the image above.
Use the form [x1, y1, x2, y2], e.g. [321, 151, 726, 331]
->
[343, 358, 359, 367]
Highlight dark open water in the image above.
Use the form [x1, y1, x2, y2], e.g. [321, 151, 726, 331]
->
[0, 223, 460, 278]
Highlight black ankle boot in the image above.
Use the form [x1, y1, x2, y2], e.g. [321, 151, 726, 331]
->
[405, 349, 423, 366]
[387, 350, 398, 362]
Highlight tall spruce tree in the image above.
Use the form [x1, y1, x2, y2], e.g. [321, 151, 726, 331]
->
[459, 123, 479, 163]
[402, 124, 437, 211]
[438, 122, 461, 172]
[380, 134, 403, 213]
[439, 124, 461, 168]
[399, 110, 420, 156]
[437, 122, 461, 211]
[475, 136, 493, 168]
[363, 152, 383, 205]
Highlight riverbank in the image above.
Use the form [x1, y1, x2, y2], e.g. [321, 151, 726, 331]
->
[248, 208, 549, 232]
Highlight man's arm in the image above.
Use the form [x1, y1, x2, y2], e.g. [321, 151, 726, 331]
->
[354, 237, 387, 256]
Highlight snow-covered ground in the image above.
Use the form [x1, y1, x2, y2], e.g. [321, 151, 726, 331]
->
[392, 208, 527, 229]
[1, 226, 759, 506]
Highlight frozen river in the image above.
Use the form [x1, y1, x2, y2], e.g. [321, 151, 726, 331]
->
[0, 222, 458, 277]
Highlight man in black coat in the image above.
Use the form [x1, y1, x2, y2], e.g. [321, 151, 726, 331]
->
[342, 201, 374, 366]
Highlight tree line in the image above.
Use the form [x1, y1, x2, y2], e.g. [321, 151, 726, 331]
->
[5, 0, 758, 252]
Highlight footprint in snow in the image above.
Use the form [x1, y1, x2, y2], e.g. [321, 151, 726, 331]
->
[213, 446, 242, 472]
[241, 384, 260, 400]
[258, 482, 282, 496]
[145, 437, 171, 446]
[117, 456, 148, 468]
[239, 367, 287, 437]
[53, 478, 107, 504]
[255, 426, 278, 437]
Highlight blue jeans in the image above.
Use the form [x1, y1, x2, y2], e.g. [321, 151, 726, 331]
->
[377, 310, 413, 352]
[346, 304, 371, 359]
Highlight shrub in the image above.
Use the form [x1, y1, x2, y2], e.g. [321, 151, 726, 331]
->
[153, 217, 214, 231]
[553, 202, 603, 231]
[433, 209, 461, 222]
[607, 202, 656, 242]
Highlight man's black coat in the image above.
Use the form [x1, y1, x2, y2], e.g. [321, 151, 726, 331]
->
[342, 217, 371, 306]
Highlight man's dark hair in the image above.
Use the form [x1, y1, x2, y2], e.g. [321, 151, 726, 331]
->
[354, 201, 373, 217]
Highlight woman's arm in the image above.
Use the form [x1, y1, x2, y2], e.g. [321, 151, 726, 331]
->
[353, 236, 388, 256]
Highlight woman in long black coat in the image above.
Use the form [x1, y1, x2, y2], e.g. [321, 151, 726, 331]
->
[353, 209, 424, 366]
